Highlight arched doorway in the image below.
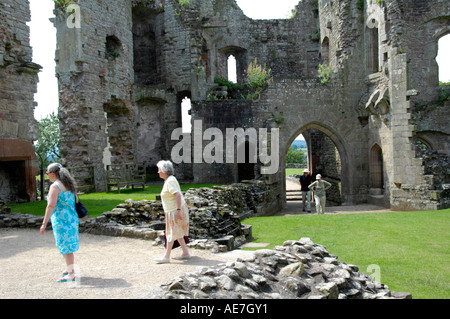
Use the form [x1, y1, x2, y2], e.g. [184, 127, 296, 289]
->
[285, 134, 308, 202]
[285, 123, 347, 207]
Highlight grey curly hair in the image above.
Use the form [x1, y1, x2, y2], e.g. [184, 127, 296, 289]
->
[47, 163, 77, 194]
[156, 160, 174, 176]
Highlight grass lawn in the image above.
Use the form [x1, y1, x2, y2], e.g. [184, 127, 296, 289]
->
[285, 168, 303, 176]
[9, 183, 218, 218]
[242, 209, 450, 299]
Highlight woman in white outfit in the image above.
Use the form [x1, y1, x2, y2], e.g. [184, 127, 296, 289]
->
[308, 174, 332, 214]
[154, 160, 190, 264]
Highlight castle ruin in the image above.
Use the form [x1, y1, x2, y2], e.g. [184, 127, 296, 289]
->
[1, 0, 449, 210]
[54, 0, 450, 211]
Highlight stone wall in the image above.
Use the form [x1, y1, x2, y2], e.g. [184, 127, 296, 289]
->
[413, 101, 450, 156]
[0, 199, 11, 214]
[0, 0, 40, 203]
[55, 0, 136, 192]
[392, 142, 450, 210]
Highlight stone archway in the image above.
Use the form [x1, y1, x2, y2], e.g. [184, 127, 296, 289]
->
[283, 122, 350, 206]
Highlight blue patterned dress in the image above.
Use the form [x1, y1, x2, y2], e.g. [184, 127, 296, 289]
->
[50, 184, 79, 255]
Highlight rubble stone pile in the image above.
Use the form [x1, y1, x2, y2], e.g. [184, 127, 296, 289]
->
[147, 238, 412, 299]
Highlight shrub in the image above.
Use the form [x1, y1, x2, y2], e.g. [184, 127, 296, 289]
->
[54, 0, 77, 14]
[244, 58, 272, 100]
[179, 0, 190, 7]
[244, 58, 272, 89]
[318, 63, 331, 85]
[214, 77, 242, 93]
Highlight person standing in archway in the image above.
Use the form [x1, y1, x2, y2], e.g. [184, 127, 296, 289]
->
[299, 169, 313, 213]
[308, 174, 331, 214]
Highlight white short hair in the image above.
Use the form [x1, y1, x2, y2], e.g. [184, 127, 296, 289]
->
[157, 160, 174, 176]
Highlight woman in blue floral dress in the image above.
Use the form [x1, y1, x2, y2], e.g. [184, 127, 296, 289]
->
[40, 163, 79, 282]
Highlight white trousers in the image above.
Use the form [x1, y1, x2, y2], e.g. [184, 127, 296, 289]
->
[313, 194, 326, 214]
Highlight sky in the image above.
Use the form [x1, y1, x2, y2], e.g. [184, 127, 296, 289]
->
[28, 0, 450, 123]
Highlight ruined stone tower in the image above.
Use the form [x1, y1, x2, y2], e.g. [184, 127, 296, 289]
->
[0, 0, 40, 204]
[54, 0, 449, 211]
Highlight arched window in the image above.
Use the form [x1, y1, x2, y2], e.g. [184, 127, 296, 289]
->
[220, 47, 246, 83]
[436, 34, 450, 82]
[370, 144, 383, 189]
[181, 97, 191, 134]
[367, 24, 379, 73]
[227, 55, 237, 83]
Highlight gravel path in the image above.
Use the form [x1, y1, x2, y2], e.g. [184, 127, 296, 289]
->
[0, 228, 253, 299]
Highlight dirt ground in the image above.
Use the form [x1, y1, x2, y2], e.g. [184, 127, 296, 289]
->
[0, 228, 254, 299]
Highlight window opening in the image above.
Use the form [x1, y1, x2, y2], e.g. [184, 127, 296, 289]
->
[227, 55, 237, 83]
[437, 34, 450, 82]
[367, 27, 379, 73]
[321, 37, 330, 66]
[181, 97, 191, 134]
[370, 144, 383, 189]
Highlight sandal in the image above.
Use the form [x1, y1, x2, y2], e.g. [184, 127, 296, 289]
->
[57, 274, 75, 282]
[62, 271, 76, 276]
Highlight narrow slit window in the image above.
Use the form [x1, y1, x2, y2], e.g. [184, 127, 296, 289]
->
[181, 97, 191, 134]
[367, 27, 379, 73]
[227, 55, 237, 83]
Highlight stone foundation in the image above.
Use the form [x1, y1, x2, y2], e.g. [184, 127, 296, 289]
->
[0, 199, 11, 214]
[147, 237, 412, 299]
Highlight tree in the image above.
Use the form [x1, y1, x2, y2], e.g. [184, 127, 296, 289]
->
[34, 112, 60, 197]
[286, 145, 306, 164]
